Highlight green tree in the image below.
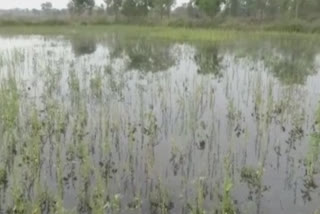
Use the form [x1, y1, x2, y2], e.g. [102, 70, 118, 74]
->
[105, 0, 122, 18]
[264, 0, 280, 18]
[230, 0, 239, 16]
[41, 2, 53, 11]
[224, 0, 239, 16]
[122, 0, 138, 16]
[154, 0, 175, 18]
[194, 0, 223, 17]
[291, 0, 319, 19]
[190, 0, 319, 20]
[68, 0, 95, 14]
[121, 0, 152, 17]
[278, 0, 291, 16]
[137, 0, 153, 16]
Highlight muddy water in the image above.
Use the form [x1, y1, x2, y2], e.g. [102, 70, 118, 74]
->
[0, 35, 319, 214]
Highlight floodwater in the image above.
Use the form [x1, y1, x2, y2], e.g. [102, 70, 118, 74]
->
[0, 34, 319, 214]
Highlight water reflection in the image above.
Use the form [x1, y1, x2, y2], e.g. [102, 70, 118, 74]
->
[108, 38, 177, 72]
[265, 39, 317, 85]
[0, 35, 319, 214]
[233, 38, 319, 85]
[71, 37, 97, 56]
[194, 44, 223, 77]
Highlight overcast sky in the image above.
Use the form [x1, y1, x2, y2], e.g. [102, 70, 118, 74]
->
[0, 0, 189, 9]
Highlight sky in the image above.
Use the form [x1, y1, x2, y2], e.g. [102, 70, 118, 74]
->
[0, 0, 188, 10]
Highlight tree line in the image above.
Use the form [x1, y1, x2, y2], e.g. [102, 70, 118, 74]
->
[41, 0, 320, 21]
[66, 0, 174, 18]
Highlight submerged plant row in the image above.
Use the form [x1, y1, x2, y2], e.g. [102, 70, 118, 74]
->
[0, 36, 319, 214]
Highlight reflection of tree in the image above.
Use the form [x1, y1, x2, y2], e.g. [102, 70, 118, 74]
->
[265, 40, 317, 85]
[108, 37, 177, 73]
[71, 37, 97, 56]
[236, 38, 318, 85]
[194, 45, 223, 77]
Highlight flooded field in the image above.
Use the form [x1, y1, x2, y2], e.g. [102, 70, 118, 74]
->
[0, 34, 320, 214]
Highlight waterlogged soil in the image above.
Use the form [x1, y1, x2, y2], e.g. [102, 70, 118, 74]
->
[0, 34, 320, 214]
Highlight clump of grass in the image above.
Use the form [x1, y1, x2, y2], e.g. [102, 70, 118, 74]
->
[221, 157, 236, 214]
[240, 164, 266, 208]
[127, 196, 142, 210]
[10, 178, 27, 214]
[104, 194, 121, 214]
[68, 66, 81, 103]
[150, 181, 173, 214]
[306, 133, 320, 178]
[227, 98, 236, 120]
[90, 170, 107, 214]
[0, 168, 7, 185]
[110, 194, 122, 213]
[305, 103, 320, 181]
[0, 74, 19, 131]
[316, 104, 320, 127]
[144, 111, 158, 175]
[188, 177, 207, 214]
[240, 166, 263, 190]
[90, 72, 103, 98]
[54, 197, 65, 214]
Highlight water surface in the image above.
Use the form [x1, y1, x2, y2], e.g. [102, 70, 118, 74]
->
[0, 34, 320, 214]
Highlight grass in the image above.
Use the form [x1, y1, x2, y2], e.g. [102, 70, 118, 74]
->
[1, 15, 320, 33]
[0, 168, 7, 186]
[0, 25, 319, 44]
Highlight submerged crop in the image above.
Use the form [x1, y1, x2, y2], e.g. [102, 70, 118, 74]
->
[0, 34, 319, 214]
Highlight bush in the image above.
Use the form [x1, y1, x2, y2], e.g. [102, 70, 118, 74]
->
[263, 19, 311, 33]
[0, 13, 319, 34]
[219, 17, 258, 30]
[310, 19, 320, 33]
[0, 168, 7, 186]
[167, 17, 219, 28]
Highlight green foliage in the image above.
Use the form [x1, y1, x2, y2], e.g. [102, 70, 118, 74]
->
[71, 37, 97, 56]
[264, 38, 316, 85]
[150, 181, 172, 214]
[306, 133, 320, 177]
[69, 0, 95, 14]
[153, 0, 176, 17]
[240, 166, 263, 189]
[222, 157, 236, 214]
[0, 74, 19, 131]
[188, 178, 207, 214]
[316, 104, 320, 126]
[195, 0, 223, 17]
[122, 0, 151, 17]
[90, 72, 103, 98]
[0, 0, 320, 29]
[194, 44, 222, 77]
[0, 168, 7, 185]
[105, 0, 122, 17]
[305, 103, 320, 179]
[41, 2, 53, 11]
[122, 0, 139, 16]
